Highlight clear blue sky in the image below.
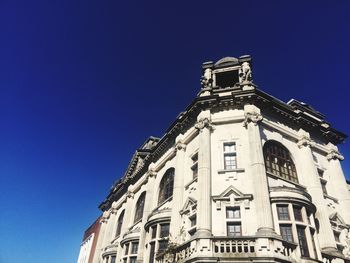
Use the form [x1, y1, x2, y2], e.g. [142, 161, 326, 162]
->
[1, 1, 350, 263]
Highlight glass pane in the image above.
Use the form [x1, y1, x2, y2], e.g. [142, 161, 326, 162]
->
[160, 224, 170, 238]
[277, 205, 290, 220]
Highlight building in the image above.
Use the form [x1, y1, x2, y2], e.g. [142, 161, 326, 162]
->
[77, 216, 102, 263]
[78, 55, 350, 263]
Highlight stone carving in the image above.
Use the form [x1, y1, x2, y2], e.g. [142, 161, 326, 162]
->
[175, 141, 186, 151]
[339, 228, 350, 257]
[146, 169, 157, 179]
[327, 150, 344, 161]
[239, 62, 252, 84]
[195, 118, 213, 131]
[200, 68, 213, 89]
[297, 135, 314, 148]
[243, 111, 263, 127]
[126, 191, 134, 199]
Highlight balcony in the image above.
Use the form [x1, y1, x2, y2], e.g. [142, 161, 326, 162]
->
[156, 236, 297, 263]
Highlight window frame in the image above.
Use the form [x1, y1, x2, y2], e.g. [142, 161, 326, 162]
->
[134, 192, 146, 223]
[158, 168, 175, 205]
[263, 141, 298, 183]
[223, 142, 237, 170]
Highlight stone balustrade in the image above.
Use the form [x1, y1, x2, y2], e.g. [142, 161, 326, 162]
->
[156, 236, 297, 263]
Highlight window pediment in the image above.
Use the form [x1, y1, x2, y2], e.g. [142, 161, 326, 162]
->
[212, 186, 253, 210]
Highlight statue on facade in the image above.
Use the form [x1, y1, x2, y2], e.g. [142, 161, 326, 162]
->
[239, 62, 252, 84]
[200, 68, 213, 89]
[339, 228, 350, 257]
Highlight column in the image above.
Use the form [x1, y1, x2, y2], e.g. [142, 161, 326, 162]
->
[101, 210, 112, 247]
[195, 111, 212, 238]
[326, 143, 350, 224]
[169, 138, 186, 241]
[296, 130, 337, 250]
[137, 168, 157, 263]
[244, 105, 275, 234]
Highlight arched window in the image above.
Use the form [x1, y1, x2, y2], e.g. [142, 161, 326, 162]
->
[263, 141, 298, 183]
[134, 192, 146, 223]
[158, 168, 175, 205]
[115, 210, 124, 237]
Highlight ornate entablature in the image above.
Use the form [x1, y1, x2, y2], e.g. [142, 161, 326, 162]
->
[98, 55, 347, 213]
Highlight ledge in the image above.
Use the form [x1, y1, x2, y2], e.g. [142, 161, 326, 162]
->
[218, 168, 245, 174]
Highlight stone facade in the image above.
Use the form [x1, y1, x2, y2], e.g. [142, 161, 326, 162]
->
[78, 55, 350, 263]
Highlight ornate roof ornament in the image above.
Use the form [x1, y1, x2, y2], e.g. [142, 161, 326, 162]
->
[239, 61, 252, 85]
[200, 67, 213, 90]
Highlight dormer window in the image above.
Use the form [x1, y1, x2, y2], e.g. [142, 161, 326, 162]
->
[215, 70, 239, 88]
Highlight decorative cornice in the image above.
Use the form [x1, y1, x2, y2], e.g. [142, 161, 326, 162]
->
[243, 111, 263, 127]
[195, 118, 213, 131]
[327, 150, 344, 161]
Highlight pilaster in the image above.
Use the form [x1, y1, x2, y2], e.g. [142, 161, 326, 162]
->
[296, 130, 337, 250]
[136, 168, 156, 262]
[170, 138, 186, 241]
[195, 110, 213, 238]
[244, 104, 275, 234]
[326, 143, 350, 224]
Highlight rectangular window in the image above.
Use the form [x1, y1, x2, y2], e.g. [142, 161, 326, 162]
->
[190, 215, 197, 227]
[223, 142, 237, 170]
[280, 225, 293, 242]
[293, 206, 303, 222]
[129, 257, 137, 263]
[111, 256, 116, 263]
[149, 242, 155, 263]
[125, 243, 129, 255]
[131, 242, 139, 254]
[297, 227, 310, 257]
[151, 226, 157, 239]
[191, 153, 198, 179]
[277, 205, 290, 220]
[227, 222, 241, 237]
[311, 230, 318, 260]
[321, 180, 327, 195]
[226, 207, 240, 219]
[158, 240, 168, 253]
[334, 231, 340, 242]
[160, 224, 170, 238]
[123, 259, 127, 263]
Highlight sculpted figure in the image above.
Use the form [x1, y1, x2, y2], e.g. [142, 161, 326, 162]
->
[239, 62, 252, 84]
[200, 68, 213, 89]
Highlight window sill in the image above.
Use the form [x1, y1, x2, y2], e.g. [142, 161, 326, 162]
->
[218, 168, 245, 174]
[324, 194, 339, 203]
[185, 177, 198, 189]
[266, 172, 306, 189]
